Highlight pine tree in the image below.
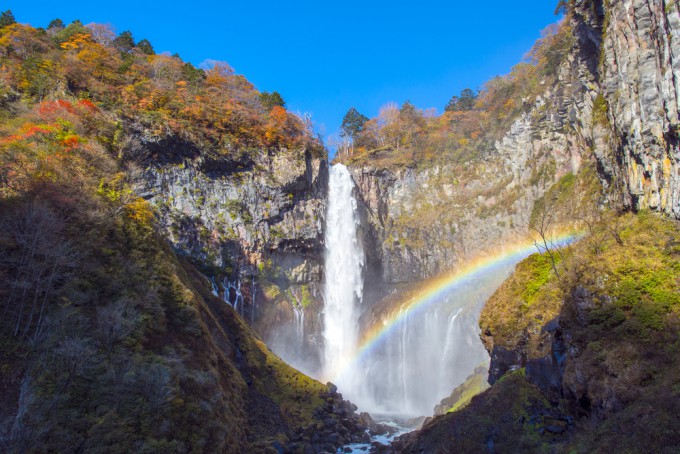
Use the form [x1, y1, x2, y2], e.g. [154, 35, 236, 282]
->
[136, 39, 154, 55]
[445, 88, 477, 112]
[260, 91, 286, 110]
[458, 88, 477, 111]
[112, 31, 135, 52]
[0, 10, 16, 29]
[47, 18, 64, 30]
[340, 107, 369, 139]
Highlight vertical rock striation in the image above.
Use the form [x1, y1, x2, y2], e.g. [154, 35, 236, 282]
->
[347, 0, 680, 300]
[130, 135, 328, 369]
[597, 0, 680, 215]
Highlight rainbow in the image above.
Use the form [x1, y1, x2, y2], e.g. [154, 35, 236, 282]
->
[328, 231, 582, 382]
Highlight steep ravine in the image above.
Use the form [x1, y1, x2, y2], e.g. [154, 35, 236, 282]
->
[126, 0, 680, 414]
[0, 0, 677, 450]
[42, 0, 677, 448]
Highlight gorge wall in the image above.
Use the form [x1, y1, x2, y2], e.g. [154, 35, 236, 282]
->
[597, 0, 680, 215]
[130, 135, 329, 373]
[348, 0, 680, 297]
[395, 1, 680, 451]
[474, 0, 680, 392]
[346, 20, 597, 296]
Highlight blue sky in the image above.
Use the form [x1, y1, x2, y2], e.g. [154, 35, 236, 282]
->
[5, 1, 559, 143]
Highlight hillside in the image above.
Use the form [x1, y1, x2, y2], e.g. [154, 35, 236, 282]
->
[336, 16, 601, 296]
[2, 0, 680, 452]
[396, 212, 680, 453]
[385, 0, 680, 451]
[0, 15, 368, 453]
[0, 11, 335, 377]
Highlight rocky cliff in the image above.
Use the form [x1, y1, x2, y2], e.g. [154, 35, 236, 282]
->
[0, 16, 369, 452]
[392, 1, 680, 451]
[597, 0, 680, 214]
[130, 133, 328, 372]
[347, 37, 596, 293]
[476, 0, 680, 393]
[348, 0, 680, 296]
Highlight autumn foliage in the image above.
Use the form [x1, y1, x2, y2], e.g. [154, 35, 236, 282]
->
[0, 19, 319, 154]
[337, 20, 574, 168]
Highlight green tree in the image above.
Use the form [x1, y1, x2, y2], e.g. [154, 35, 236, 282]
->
[445, 88, 477, 111]
[399, 100, 418, 120]
[444, 95, 459, 112]
[340, 106, 368, 139]
[53, 20, 89, 44]
[112, 30, 135, 52]
[259, 91, 286, 110]
[136, 38, 154, 55]
[47, 18, 64, 30]
[181, 62, 205, 86]
[0, 10, 16, 29]
[458, 88, 477, 110]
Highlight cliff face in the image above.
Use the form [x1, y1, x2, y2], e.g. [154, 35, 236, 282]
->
[133, 138, 327, 290]
[0, 126, 371, 453]
[348, 0, 680, 294]
[476, 0, 680, 386]
[347, 53, 594, 291]
[130, 135, 328, 370]
[597, 0, 680, 214]
[394, 1, 680, 451]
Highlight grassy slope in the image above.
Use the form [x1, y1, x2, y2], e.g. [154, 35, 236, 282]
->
[0, 16, 332, 454]
[0, 185, 332, 452]
[444, 367, 489, 414]
[432, 365, 489, 416]
[399, 212, 680, 453]
[397, 370, 563, 453]
[417, 212, 680, 453]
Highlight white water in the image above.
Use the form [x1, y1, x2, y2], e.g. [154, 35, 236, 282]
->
[321, 164, 517, 417]
[223, 278, 244, 316]
[323, 164, 365, 388]
[348, 268, 515, 417]
[210, 277, 219, 297]
[292, 303, 305, 351]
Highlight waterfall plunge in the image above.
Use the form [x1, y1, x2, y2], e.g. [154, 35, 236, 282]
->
[321, 164, 522, 418]
[323, 164, 365, 387]
[350, 271, 513, 417]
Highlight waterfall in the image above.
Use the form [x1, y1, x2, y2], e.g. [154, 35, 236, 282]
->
[318, 163, 527, 418]
[323, 164, 365, 385]
[210, 277, 219, 297]
[348, 268, 516, 417]
[441, 308, 463, 368]
[223, 278, 244, 316]
[292, 303, 305, 351]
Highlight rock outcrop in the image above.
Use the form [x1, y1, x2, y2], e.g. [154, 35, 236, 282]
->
[130, 133, 328, 371]
[475, 0, 680, 398]
[597, 0, 680, 215]
[380, 1, 680, 451]
[347, 53, 593, 293]
[348, 0, 680, 298]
